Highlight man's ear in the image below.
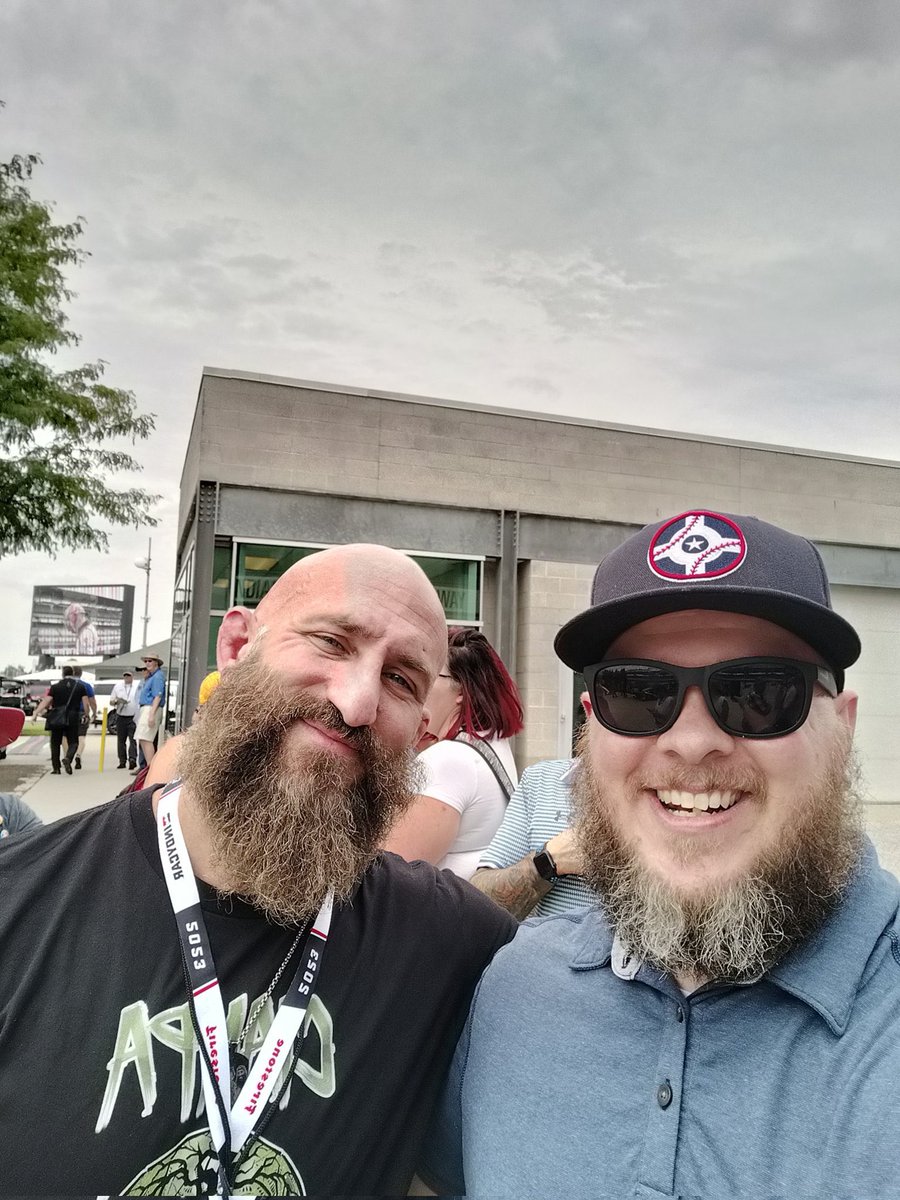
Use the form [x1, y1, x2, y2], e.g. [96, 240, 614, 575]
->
[834, 688, 858, 736]
[580, 690, 592, 718]
[217, 607, 258, 671]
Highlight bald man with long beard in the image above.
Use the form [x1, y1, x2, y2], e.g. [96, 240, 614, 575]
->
[0, 545, 516, 1198]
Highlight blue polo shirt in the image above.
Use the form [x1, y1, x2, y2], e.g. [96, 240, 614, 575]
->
[138, 669, 165, 708]
[422, 840, 900, 1199]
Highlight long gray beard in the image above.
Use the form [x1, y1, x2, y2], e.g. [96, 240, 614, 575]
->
[178, 653, 420, 925]
[573, 734, 865, 983]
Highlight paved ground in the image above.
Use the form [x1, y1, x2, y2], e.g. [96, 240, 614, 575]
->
[2, 727, 130, 824]
[5, 732, 900, 878]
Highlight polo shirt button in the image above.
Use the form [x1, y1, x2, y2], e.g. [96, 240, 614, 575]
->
[657, 1081, 673, 1109]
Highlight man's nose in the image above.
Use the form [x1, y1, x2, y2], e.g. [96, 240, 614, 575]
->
[655, 685, 734, 762]
[326, 664, 380, 730]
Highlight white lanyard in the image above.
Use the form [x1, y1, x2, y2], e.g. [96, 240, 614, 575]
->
[156, 784, 334, 1180]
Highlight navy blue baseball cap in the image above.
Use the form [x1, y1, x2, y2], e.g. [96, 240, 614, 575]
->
[555, 509, 861, 689]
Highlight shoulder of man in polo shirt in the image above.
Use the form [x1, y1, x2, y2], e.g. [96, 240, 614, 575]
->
[139, 656, 165, 703]
[111, 672, 135, 703]
[470, 757, 596, 919]
[421, 509, 900, 1200]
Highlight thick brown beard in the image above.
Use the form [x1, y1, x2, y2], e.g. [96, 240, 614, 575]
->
[177, 653, 421, 925]
[573, 726, 865, 983]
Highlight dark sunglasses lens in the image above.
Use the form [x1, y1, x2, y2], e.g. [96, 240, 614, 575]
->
[594, 664, 680, 733]
[708, 663, 808, 736]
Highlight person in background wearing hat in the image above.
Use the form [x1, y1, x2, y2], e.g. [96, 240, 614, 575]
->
[422, 509, 900, 1199]
[135, 654, 166, 769]
[0, 709, 42, 838]
[137, 671, 222, 792]
[109, 670, 141, 770]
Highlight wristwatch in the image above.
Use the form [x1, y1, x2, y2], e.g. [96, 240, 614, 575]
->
[533, 842, 559, 883]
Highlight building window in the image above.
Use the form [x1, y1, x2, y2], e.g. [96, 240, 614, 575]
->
[235, 543, 321, 608]
[232, 540, 482, 624]
[414, 556, 481, 623]
[211, 544, 233, 611]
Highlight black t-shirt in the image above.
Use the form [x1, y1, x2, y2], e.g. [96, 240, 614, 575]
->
[0, 789, 516, 1195]
[48, 676, 87, 725]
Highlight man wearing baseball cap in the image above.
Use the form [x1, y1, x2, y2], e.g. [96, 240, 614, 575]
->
[423, 509, 900, 1199]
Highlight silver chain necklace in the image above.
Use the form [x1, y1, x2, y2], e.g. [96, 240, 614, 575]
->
[235, 925, 304, 1051]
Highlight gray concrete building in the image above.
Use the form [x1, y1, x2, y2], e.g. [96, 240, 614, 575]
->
[176, 367, 900, 866]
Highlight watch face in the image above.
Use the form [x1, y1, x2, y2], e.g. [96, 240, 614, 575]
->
[533, 847, 557, 882]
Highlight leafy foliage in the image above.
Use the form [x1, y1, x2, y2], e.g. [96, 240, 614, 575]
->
[0, 135, 159, 558]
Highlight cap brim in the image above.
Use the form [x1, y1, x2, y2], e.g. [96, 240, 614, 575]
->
[555, 587, 861, 686]
[0, 707, 26, 748]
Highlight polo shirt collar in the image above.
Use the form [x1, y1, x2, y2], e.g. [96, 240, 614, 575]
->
[569, 908, 614, 971]
[767, 838, 900, 1034]
[566, 839, 900, 1034]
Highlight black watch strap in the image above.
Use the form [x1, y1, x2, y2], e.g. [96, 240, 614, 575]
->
[533, 842, 559, 883]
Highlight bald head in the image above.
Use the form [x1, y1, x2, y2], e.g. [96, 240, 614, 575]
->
[256, 544, 445, 633]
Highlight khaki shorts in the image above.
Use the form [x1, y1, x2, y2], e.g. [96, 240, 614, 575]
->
[135, 706, 163, 742]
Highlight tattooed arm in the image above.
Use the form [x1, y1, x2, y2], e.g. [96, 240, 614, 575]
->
[471, 828, 583, 920]
[470, 857, 553, 921]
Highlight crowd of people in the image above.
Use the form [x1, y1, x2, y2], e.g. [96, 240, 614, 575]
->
[0, 510, 898, 1197]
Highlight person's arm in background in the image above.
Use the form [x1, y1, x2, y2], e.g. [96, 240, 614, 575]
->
[383, 741, 474, 865]
[470, 827, 584, 920]
[0, 793, 43, 837]
[149, 672, 165, 718]
[469, 762, 584, 920]
[383, 794, 461, 865]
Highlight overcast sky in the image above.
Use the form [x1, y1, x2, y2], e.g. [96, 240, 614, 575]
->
[2, 0, 900, 671]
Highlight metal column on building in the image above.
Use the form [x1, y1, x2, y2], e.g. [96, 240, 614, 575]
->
[184, 481, 218, 718]
[495, 510, 519, 671]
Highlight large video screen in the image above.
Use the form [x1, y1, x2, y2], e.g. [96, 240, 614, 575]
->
[28, 585, 135, 658]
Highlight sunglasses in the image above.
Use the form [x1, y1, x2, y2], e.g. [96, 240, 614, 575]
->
[583, 657, 838, 739]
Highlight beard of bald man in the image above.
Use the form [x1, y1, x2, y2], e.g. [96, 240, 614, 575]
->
[177, 651, 423, 926]
[572, 727, 865, 984]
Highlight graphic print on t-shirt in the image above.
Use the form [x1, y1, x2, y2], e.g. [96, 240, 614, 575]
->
[125, 1129, 302, 1196]
[97, 988, 335, 1195]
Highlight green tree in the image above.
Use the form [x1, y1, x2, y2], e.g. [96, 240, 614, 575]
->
[0, 128, 159, 559]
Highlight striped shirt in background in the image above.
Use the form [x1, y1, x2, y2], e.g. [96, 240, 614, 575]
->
[478, 758, 597, 917]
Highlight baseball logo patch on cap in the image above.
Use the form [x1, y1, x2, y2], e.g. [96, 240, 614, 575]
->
[649, 511, 747, 580]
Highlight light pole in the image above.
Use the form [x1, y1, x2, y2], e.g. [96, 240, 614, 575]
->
[134, 537, 152, 649]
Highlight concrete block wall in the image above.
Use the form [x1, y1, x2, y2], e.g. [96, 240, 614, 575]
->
[188, 370, 900, 553]
[516, 559, 595, 767]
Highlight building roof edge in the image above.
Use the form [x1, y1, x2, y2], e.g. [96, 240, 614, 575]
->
[199, 366, 900, 471]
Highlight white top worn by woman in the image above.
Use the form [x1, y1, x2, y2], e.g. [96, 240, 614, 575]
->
[417, 736, 519, 879]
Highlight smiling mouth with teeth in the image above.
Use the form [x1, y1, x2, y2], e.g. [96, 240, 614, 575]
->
[656, 789, 742, 814]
